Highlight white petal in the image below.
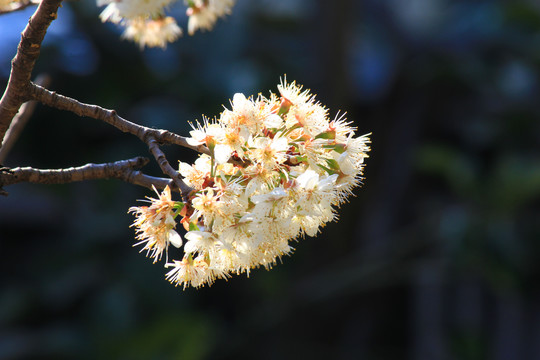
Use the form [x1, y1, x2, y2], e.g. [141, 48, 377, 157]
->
[238, 213, 255, 223]
[253, 137, 270, 149]
[338, 152, 355, 175]
[178, 162, 193, 177]
[214, 144, 233, 164]
[245, 177, 264, 197]
[318, 174, 338, 191]
[297, 169, 319, 190]
[233, 93, 247, 107]
[184, 240, 197, 254]
[264, 114, 284, 128]
[168, 229, 183, 248]
[207, 124, 225, 138]
[303, 217, 320, 237]
[272, 136, 288, 151]
[186, 137, 203, 146]
[184, 231, 203, 242]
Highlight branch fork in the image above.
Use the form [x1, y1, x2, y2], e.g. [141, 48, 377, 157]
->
[0, 0, 207, 197]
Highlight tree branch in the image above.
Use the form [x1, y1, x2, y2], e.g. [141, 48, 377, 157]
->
[0, 74, 51, 163]
[0, 0, 63, 143]
[0, 157, 178, 195]
[28, 82, 211, 155]
[0, 0, 203, 197]
[28, 83, 198, 198]
[146, 136, 192, 199]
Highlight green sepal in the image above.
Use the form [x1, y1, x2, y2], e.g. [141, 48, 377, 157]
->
[277, 98, 292, 116]
[189, 222, 200, 231]
[173, 202, 185, 218]
[317, 164, 338, 175]
[282, 124, 302, 138]
[296, 155, 307, 164]
[323, 143, 347, 154]
[317, 158, 341, 175]
[208, 142, 216, 154]
[333, 143, 347, 154]
[173, 202, 185, 210]
[325, 158, 341, 172]
[315, 130, 336, 140]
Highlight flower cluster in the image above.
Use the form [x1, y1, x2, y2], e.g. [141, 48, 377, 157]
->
[0, 0, 16, 11]
[128, 185, 183, 262]
[129, 80, 371, 289]
[97, 0, 235, 49]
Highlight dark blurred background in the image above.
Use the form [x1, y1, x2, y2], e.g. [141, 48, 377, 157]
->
[2, 0, 540, 359]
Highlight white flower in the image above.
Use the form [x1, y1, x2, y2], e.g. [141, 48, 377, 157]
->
[184, 231, 216, 254]
[250, 187, 288, 204]
[291, 212, 322, 237]
[243, 164, 273, 197]
[190, 188, 221, 224]
[250, 219, 294, 268]
[0, 0, 14, 11]
[329, 113, 357, 142]
[213, 143, 233, 164]
[98, 0, 236, 47]
[186, 0, 236, 35]
[128, 186, 182, 262]
[250, 187, 290, 217]
[179, 155, 211, 190]
[165, 255, 211, 289]
[212, 238, 251, 273]
[212, 184, 247, 229]
[99, 0, 175, 23]
[187, 120, 225, 147]
[344, 133, 371, 163]
[278, 78, 314, 106]
[334, 173, 362, 205]
[292, 170, 338, 233]
[122, 17, 182, 49]
[296, 169, 337, 193]
[295, 169, 320, 191]
[333, 151, 355, 176]
[248, 135, 289, 169]
[220, 93, 262, 134]
[219, 124, 250, 160]
[286, 101, 328, 136]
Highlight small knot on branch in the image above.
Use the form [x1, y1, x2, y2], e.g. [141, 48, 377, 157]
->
[0, 166, 14, 174]
[129, 156, 150, 169]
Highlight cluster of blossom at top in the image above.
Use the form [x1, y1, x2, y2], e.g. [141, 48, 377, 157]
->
[129, 80, 371, 289]
[0, 0, 19, 11]
[97, 0, 235, 49]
